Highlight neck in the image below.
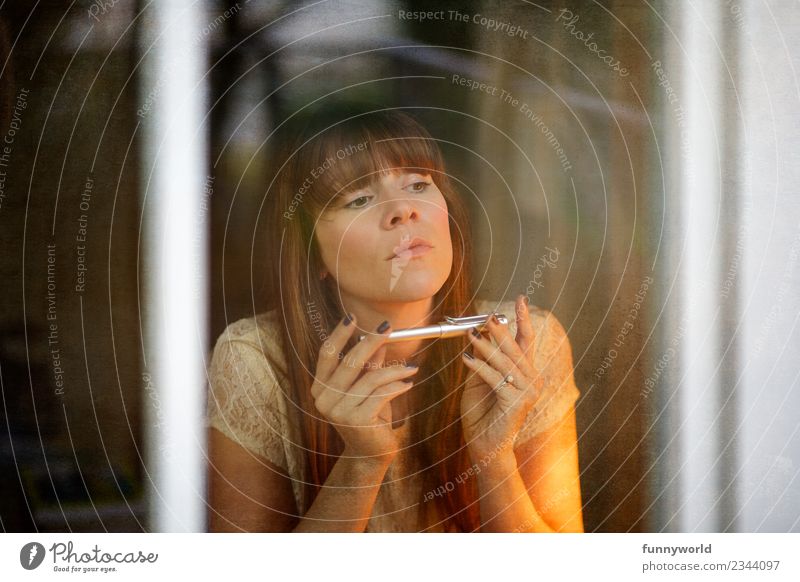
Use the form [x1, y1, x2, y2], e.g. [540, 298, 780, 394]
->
[342, 295, 437, 367]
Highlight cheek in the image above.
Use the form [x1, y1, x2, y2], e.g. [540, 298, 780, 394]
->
[316, 224, 350, 273]
[432, 197, 452, 242]
[321, 221, 379, 272]
[314, 227, 336, 267]
[339, 228, 373, 260]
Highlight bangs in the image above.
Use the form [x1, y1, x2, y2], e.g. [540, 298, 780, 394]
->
[296, 112, 445, 214]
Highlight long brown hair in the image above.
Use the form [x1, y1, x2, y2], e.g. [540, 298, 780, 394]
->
[262, 104, 480, 531]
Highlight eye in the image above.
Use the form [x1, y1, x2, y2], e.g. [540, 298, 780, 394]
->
[405, 180, 432, 193]
[344, 195, 373, 209]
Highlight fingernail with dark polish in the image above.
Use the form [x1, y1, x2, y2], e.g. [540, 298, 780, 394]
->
[463, 352, 474, 360]
[376, 320, 390, 333]
[471, 328, 481, 338]
[342, 313, 353, 326]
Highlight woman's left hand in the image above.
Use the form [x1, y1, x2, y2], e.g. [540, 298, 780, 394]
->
[460, 295, 544, 458]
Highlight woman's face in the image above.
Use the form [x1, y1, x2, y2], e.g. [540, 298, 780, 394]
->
[314, 171, 453, 305]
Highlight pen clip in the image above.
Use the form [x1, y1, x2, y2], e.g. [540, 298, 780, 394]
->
[442, 314, 503, 326]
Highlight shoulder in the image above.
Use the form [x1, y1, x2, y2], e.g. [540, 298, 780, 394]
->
[206, 314, 296, 478]
[209, 310, 290, 391]
[213, 310, 287, 368]
[207, 312, 295, 437]
[215, 310, 281, 349]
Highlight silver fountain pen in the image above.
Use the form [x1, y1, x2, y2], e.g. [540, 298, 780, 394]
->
[357, 313, 508, 343]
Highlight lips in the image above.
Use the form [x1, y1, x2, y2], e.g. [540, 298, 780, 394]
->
[387, 237, 433, 260]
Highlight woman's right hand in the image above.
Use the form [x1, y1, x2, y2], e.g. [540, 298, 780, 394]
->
[310, 314, 418, 463]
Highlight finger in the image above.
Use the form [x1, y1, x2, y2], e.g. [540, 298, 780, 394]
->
[485, 310, 537, 378]
[315, 312, 358, 388]
[514, 294, 537, 359]
[461, 354, 494, 399]
[313, 382, 348, 415]
[462, 352, 525, 398]
[357, 380, 415, 419]
[324, 364, 419, 409]
[366, 344, 387, 371]
[347, 364, 419, 402]
[461, 351, 506, 390]
[316, 334, 395, 412]
[468, 324, 529, 382]
[463, 363, 490, 390]
[329, 320, 392, 388]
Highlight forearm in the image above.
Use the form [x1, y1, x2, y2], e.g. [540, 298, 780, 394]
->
[473, 450, 554, 533]
[292, 450, 392, 533]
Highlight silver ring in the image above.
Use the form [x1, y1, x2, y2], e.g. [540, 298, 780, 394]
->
[497, 373, 514, 389]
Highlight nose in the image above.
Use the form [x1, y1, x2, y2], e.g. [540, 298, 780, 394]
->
[383, 196, 420, 228]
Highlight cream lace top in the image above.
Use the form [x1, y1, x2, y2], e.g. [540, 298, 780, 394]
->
[206, 299, 581, 532]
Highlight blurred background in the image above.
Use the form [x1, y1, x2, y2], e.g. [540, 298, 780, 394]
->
[1, 0, 798, 532]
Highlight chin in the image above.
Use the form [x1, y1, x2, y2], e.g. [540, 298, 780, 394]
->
[385, 269, 449, 300]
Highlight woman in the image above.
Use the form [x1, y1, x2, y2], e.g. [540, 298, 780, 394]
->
[206, 105, 583, 532]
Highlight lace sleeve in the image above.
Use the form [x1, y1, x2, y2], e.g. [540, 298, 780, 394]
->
[513, 309, 581, 447]
[206, 336, 290, 472]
